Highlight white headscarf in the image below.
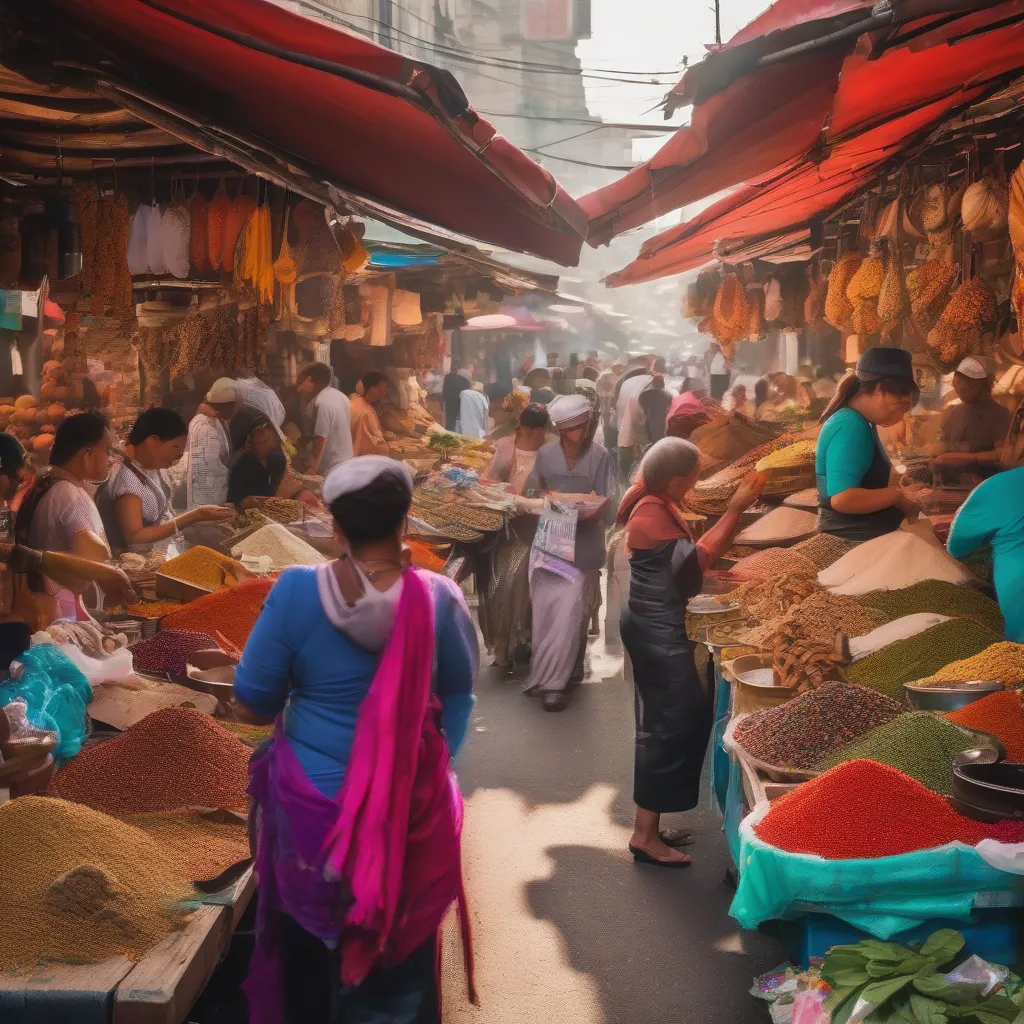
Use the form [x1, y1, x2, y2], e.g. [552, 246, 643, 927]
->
[548, 393, 591, 429]
[322, 455, 412, 504]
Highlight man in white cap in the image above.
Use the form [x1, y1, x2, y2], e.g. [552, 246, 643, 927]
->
[524, 393, 614, 711]
[935, 357, 1011, 475]
[186, 377, 236, 508]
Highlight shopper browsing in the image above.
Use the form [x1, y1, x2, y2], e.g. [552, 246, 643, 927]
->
[296, 362, 352, 475]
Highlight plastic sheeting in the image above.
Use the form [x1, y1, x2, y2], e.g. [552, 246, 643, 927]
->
[729, 803, 1023, 938]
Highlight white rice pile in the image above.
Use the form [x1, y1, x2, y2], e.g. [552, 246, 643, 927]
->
[231, 523, 326, 570]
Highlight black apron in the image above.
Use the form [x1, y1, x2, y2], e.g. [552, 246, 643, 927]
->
[620, 535, 711, 814]
[818, 424, 904, 542]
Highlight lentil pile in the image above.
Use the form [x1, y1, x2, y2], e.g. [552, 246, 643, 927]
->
[130, 629, 218, 675]
[912, 642, 1024, 687]
[730, 546, 818, 580]
[160, 546, 247, 590]
[0, 796, 193, 970]
[128, 812, 251, 883]
[231, 522, 325, 569]
[820, 711, 982, 795]
[160, 576, 273, 652]
[125, 600, 183, 619]
[846, 618, 1003, 700]
[791, 533, 855, 571]
[733, 681, 903, 771]
[856, 580, 1003, 633]
[945, 690, 1024, 761]
[49, 707, 251, 815]
[753, 760, 989, 858]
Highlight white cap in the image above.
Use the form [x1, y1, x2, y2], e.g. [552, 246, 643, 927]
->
[548, 393, 592, 428]
[205, 377, 237, 403]
[956, 356, 989, 380]
[322, 455, 412, 505]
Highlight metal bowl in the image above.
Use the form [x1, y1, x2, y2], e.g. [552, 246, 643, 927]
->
[903, 679, 1004, 712]
[952, 761, 1024, 822]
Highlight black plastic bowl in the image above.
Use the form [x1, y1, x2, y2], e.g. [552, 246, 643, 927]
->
[952, 762, 1024, 822]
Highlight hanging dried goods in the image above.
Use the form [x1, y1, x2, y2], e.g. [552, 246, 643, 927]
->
[74, 184, 99, 294]
[962, 163, 1008, 235]
[0, 797, 193, 970]
[734, 681, 903, 770]
[189, 186, 210, 275]
[877, 250, 909, 338]
[222, 192, 257, 273]
[908, 259, 958, 332]
[161, 182, 192, 280]
[1009, 160, 1024, 257]
[48, 707, 251, 815]
[928, 276, 997, 365]
[804, 274, 828, 326]
[92, 191, 132, 317]
[945, 690, 1024, 760]
[709, 273, 751, 349]
[236, 203, 274, 303]
[824, 252, 861, 330]
[846, 256, 884, 337]
[206, 179, 230, 270]
[846, 617, 1002, 700]
[911, 642, 1024, 687]
[820, 711, 981, 795]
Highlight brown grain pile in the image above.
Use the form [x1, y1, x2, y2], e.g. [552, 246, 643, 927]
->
[726, 573, 821, 621]
[0, 797, 194, 971]
[744, 590, 887, 651]
[791, 533, 855, 571]
[49, 707, 251, 816]
[730, 546, 819, 580]
[128, 812, 251, 883]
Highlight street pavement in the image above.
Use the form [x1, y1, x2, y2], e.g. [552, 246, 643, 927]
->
[441, 635, 783, 1023]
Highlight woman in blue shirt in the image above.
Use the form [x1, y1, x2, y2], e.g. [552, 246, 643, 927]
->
[233, 456, 477, 1023]
[816, 347, 920, 541]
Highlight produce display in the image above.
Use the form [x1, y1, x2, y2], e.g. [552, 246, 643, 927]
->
[847, 612, 951, 661]
[945, 690, 1024, 760]
[89, 677, 219, 731]
[819, 711, 983, 795]
[231, 522, 326, 569]
[48, 707, 251, 816]
[753, 439, 816, 472]
[128, 812, 250, 883]
[130, 629, 219, 676]
[733, 682, 903, 771]
[772, 628, 845, 691]
[160, 546, 247, 590]
[160, 577, 274, 653]
[724, 573, 820, 621]
[730, 546, 819, 580]
[744, 590, 886, 652]
[734, 505, 818, 545]
[789, 532, 854, 571]
[856, 579, 1003, 633]
[910, 642, 1024, 687]
[258, 497, 305, 524]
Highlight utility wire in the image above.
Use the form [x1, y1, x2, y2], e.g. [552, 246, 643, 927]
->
[525, 148, 635, 171]
[476, 109, 685, 131]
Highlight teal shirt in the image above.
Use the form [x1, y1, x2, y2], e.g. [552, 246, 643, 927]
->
[816, 407, 886, 498]
[947, 467, 1024, 642]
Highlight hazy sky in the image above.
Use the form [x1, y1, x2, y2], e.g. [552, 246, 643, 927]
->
[578, 0, 773, 129]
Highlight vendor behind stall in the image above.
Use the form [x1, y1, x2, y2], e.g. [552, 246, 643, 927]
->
[15, 412, 113, 620]
[228, 416, 318, 509]
[934, 357, 1010, 476]
[349, 371, 389, 457]
[816, 347, 920, 541]
[102, 408, 232, 553]
[186, 378, 235, 508]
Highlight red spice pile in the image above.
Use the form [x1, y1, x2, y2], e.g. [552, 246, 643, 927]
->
[754, 760, 993, 858]
[159, 577, 273, 653]
[49, 707, 251, 815]
[945, 690, 1024, 761]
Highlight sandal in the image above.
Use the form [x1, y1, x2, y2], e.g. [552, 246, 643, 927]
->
[659, 829, 694, 848]
[628, 844, 691, 869]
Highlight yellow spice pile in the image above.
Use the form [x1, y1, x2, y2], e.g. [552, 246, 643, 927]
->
[160, 546, 246, 590]
[128, 813, 251, 883]
[755, 440, 816, 471]
[0, 797, 194, 971]
[912, 642, 1024, 687]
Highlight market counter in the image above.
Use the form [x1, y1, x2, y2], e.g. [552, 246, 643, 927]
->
[0, 868, 254, 1024]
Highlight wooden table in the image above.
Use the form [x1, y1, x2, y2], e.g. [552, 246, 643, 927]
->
[0, 869, 254, 1024]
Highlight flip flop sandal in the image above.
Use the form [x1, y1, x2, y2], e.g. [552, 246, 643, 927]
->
[628, 844, 691, 869]
[660, 829, 695, 847]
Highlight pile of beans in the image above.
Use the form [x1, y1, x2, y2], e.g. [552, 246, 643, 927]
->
[730, 546, 818, 580]
[128, 812, 251, 883]
[734, 681, 903, 770]
[945, 690, 1024, 760]
[913, 642, 1024, 688]
[754, 760, 991, 858]
[0, 796, 193, 970]
[856, 579, 1004, 634]
[129, 629, 218, 675]
[160, 577, 274, 652]
[846, 617, 1002, 701]
[160, 546, 247, 590]
[820, 711, 981, 795]
[48, 707, 251, 815]
[791, 533, 855, 571]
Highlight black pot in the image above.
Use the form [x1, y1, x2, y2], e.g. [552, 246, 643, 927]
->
[952, 762, 1024, 822]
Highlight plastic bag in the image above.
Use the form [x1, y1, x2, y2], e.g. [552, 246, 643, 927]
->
[53, 643, 134, 686]
[3, 698, 57, 745]
[790, 990, 829, 1024]
[945, 954, 1010, 996]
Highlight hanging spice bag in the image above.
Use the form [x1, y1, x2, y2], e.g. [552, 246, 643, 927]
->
[710, 273, 750, 346]
[161, 177, 191, 280]
[221, 189, 257, 274]
[928, 276, 997, 365]
[846, 256, 883, 337]
[206, 179, 230, 272]
[190, 185, 210, 275]
[75, 185, 99, 294]
[824, 251, 861, 330]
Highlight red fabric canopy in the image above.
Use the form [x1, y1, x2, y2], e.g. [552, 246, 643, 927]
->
[605, 90, 984, 287]
[47, 0, 588, 265]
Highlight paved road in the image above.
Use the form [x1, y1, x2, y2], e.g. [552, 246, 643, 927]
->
[442, 636, 782, 1024]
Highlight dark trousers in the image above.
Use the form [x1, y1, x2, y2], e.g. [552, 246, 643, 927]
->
[618, 443, 636, 483]
[710, 374, 731, 401]
[282, 914, 439, 1024]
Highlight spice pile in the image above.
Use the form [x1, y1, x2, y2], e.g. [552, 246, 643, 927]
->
[753, 760, 989, 859]
[819, 530, 974, 595]
[128, 812, 250, 883]
[725, 573, 820, 621]
[49, 707, 251, 815]
[856, 579, 1003, 634]
[228, 508, 273, 534]
[945, 690, 1024, 760]
[791, 533, 855, 571]
[744, 589, 886, 651]
[847, 618, 1002, 700]
[755, 439, 816, 471]
[89, 677, 219, 731]
[731, 546, 818, 580]
[160, 546, 247, 590]
[231, 522, 326, 569]
[734, 682, 903, 771]
[820, 711, 982, 795]
[735, 507, 819, 546]
[160, 577, 273, 652]
[125, 600, 183, 619]
[0, 796, 193, 970]
[911, 642, 1024, 687]
[130, 629, 218, 676]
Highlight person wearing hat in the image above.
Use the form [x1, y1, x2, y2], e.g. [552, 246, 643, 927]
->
[185, 378, 237, 509]
[934, 357, 1011, 475]
[816, 347, 921, 542]
[524, 393, 614, 711]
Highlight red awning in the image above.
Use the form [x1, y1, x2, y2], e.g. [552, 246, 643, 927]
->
[44, 0, 588, 266]
[605, 89, 984, 287]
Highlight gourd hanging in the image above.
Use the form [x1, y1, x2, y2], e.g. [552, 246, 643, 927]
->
[206, 178, 230, 271]
[221, 189, 257, 274]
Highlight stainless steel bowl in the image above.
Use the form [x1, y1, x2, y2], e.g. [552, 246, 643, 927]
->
[903, 679, 1004, 712]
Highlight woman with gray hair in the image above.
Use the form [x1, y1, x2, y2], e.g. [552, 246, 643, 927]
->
[617, 438, 764, 867]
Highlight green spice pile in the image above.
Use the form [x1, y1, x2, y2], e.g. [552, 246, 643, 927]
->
[856, 579, 1003, 634]
[791, 533, 855, 571]
[733, 681, 903, 770]
[820, 711, 983, 795]
[846, 617, 1003, 700]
